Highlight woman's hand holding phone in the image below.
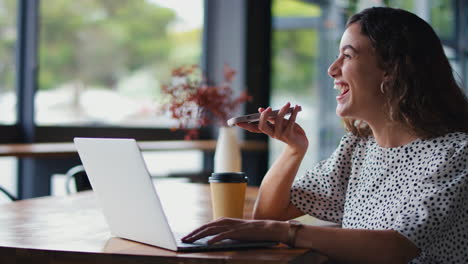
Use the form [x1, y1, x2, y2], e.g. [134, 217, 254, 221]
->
[235, 103, 308, 154]
[227, 108, 296, 126]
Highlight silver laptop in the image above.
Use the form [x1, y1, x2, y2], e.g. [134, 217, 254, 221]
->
[74, 137, 277, 252]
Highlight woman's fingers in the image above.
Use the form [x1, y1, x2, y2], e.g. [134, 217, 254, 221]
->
[286, 105, 301, 135]
[182, 218, 241, 242]
[183, 219, 253, 244]
[182, 218, 227, 240]
[274, 103, 291, 139]
[205, 221, 258, 244]
[187, 221, 256, 244]
[183, 225, 229, 243]
[258, 107, 274, 135]
[182, 225, 211, 242]
[207, 230, 240, 244]
[236, 122, 261, 133]
[235, 103, 302, 142]
[183, 219, 285, 245]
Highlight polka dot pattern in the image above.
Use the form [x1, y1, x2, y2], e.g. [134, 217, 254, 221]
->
[291, 132, 468, 263]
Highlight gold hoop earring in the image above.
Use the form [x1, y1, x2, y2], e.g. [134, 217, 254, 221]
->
[380, 82, 385, 94]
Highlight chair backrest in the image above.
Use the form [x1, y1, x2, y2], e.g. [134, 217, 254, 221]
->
[0, 186, 17, 201]
[65, 165, 92, 194]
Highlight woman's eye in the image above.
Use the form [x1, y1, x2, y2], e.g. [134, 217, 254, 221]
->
[343, 53, 351, 58]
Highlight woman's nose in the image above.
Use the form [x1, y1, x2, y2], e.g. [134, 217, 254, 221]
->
[327, 59, 340, 78]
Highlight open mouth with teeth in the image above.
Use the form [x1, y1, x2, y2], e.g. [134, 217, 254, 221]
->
[334, 84, 350, 96]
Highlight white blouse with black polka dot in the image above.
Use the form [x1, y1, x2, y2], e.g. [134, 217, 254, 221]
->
[291, 132, 468, 264]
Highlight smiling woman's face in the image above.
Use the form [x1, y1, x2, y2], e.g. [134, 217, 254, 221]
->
[327, 23, 386, 123]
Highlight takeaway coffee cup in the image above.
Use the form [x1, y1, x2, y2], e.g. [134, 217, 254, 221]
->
[209, 172, 248, 219]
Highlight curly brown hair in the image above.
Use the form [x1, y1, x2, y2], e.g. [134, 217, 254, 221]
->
[343, 7, 468, 139]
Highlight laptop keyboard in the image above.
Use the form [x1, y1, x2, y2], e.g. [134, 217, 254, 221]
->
[172, 232, 278, 251]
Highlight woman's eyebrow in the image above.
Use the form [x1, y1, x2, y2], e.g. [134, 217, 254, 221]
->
[341, 44, 358, 53]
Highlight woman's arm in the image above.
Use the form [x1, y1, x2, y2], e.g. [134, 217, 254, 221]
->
[295, 225, 420, 264]
[182, 218, 420, 264]
[236, 103, 308, 220]
[253, 146, 305, 220]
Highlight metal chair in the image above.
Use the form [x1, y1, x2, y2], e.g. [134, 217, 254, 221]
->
[0, 185, 17, 201]
[65, 165, 92, 194]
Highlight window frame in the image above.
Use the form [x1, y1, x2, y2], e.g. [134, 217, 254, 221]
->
[12, 0, 211, 145]
[9, 0, 271, 198]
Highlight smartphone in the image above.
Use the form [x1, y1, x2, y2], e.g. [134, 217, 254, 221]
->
[227, 107, 298, 127]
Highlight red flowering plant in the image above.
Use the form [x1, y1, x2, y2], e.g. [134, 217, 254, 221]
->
[161, 64, 251, 140]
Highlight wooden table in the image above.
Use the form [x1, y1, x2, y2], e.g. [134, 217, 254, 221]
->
[0, 180, 329, 264]
[0, 140, 268, 199]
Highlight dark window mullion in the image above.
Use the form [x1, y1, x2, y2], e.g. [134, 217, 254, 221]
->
[16, 0, 40, 199]
[457, 0, 467, 87]
[16, 0, 39, 143]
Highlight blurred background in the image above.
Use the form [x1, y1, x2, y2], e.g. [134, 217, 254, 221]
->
[0, 0, 466, 203]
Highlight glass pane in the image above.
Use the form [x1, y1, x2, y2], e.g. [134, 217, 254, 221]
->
[0, 0, 17, 124]
[465, 55, 468, 94]
[271, 0, 341, 176]
[463, 2, 467, 90]
[51, 150, 202, 195]
[388, 0, 415, 10]
[272, 0, 321, 17]
[443, 45, 462, 82]
[270, 28, 320, 172]
[38, 0, 204, 127]
[430, 0, 454, 41]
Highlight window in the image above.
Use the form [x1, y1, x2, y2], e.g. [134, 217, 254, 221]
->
[270, 0, 344, 175]
[0, 0, 17, 203]
[334, 0, 467, 90]
[430, 0, 455, 41]
[38, 0, 204, 127]
[0, 0, 17, 124]
[387, 0, 466, 90]
[3, 0, 208, 200]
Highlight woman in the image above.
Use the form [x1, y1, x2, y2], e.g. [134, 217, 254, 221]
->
[183, 7, 468, 264]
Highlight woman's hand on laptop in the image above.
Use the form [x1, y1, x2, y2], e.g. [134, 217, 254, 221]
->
[181, 217, 289, 245]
